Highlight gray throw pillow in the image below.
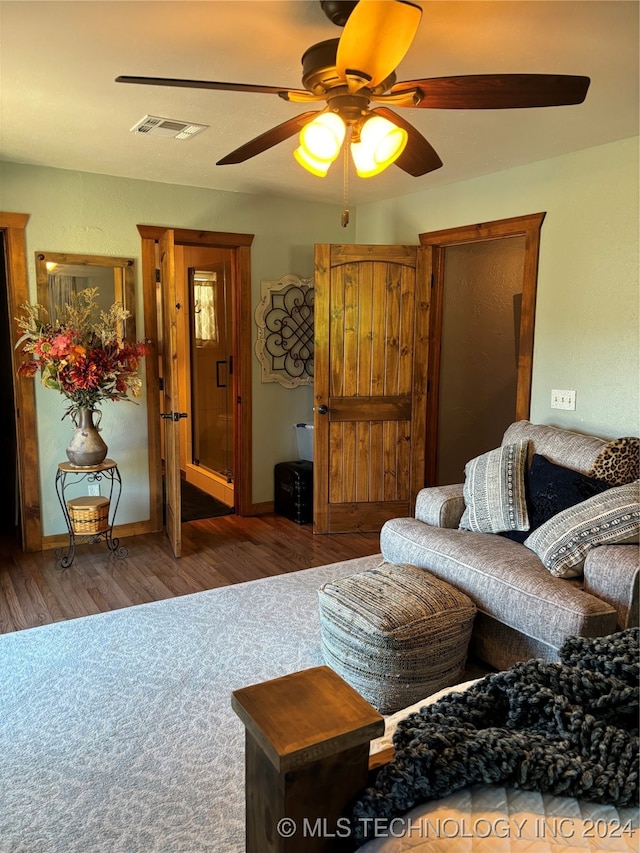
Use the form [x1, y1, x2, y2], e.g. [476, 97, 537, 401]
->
[459, 440, 530, 534]
[524, 480, 640, 578]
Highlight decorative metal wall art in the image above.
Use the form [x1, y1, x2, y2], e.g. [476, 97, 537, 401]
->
[255, 275, 314, 387]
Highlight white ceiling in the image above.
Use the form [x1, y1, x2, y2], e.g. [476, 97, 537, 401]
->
[0, 1, 638, 207]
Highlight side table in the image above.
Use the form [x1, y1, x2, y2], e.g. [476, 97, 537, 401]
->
[232, 665, 384, 853]
[55, 459, 128, 567]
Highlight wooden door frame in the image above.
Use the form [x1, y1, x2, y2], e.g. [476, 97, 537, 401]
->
[158, 229, 182, 555]
[1, 212, 42, 551]
[420, 212, 546, 485]
[137, 225, 255, 526]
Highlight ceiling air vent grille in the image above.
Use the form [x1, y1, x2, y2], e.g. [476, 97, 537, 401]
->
[130, 115, 208, 140]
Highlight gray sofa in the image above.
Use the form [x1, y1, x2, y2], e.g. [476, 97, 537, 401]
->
[380, 420, 639, 670]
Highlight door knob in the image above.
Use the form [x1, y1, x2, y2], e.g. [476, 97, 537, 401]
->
[160, 412, 188, 422]
[317, 405, 329, 415]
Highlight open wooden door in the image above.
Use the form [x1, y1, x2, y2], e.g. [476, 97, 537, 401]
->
[313, 244, 430, 533]
[159, 229, 183, 557]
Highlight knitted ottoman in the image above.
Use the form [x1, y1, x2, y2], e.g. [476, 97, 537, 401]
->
[318, 562, 477, 714]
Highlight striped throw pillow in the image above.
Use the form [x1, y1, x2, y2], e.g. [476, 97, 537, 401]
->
[524, 480, 640, 577]
[459, 440, 530, 534]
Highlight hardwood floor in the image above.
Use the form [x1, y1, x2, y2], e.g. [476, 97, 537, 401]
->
[0, 514, 381, 635]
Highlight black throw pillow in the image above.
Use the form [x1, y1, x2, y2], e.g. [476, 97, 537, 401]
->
[500, 453, 611, 543]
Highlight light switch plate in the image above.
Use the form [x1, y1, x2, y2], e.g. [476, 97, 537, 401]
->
[551, 389, 576, 410]
[87, 483, 101, 496]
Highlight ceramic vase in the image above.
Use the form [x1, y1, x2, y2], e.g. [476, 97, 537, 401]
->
[66, 407, 108, 467]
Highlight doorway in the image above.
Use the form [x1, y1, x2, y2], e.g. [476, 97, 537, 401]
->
[178, 247, 235, 507]
[0, 236, 20, 542]
[190, 267, 233, 484]
[421, 213, 545, 485]
[0, 212, 40, 552]
[436, 236, 526, 484]
[138, 225, 255, 544]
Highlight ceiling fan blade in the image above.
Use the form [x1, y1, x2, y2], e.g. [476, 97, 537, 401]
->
[336, 0, 422, 91]
[116, 75, 310, 99]
[389, 74, 591, 109]
[216, 111, 320, 165]
[371, 107, 443, 176]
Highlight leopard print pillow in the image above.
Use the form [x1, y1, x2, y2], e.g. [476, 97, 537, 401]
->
[589, 437, 640, 486]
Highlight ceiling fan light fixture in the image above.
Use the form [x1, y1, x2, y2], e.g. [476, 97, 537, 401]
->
[336, 0, 423, 90]
[351, 114, 408, 177]
[294, 145, 333, 177]
[350, 140, 385, 177]
[298, 112, 346, 160]
[120, 0, 592, 184]
[294, 111, 346, 176]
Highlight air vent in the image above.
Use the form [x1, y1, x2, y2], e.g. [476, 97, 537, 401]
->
[130, 115, 208, 140]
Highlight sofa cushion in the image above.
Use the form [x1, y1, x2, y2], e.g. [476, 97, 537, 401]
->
[500, 453, 611, 544]
[502, 420, 607, 475]
[588, 437, 640, 486]
[524, 481, 640, 578]
[380, 517, 618, 652]
[459, 440, 529, 534]
[582, 544, 640, 631]
[415, 484, 466, 529]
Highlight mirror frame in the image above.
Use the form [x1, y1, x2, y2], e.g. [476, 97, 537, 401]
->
[35, 251, 137, 342]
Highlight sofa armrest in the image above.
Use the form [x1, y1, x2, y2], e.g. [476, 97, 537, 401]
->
[415, 484, 465, 529]
[582, 545, 639, 630]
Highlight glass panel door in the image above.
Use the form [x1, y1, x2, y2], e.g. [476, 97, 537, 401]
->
[189, 265, 233, 482]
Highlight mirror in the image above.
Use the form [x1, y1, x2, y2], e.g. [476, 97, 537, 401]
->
[35, 251, 136, 342]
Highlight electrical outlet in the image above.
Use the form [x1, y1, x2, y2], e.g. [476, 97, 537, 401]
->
[87, 483, 100, 496]
[551, 389, 576, 410]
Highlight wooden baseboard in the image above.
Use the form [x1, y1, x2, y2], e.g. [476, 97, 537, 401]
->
[39, 506, 277, 551]
[249, 501, 274, 515]
[40, 519, 156, 551]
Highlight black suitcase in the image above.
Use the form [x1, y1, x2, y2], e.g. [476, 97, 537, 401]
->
[274, 460, 313, 525]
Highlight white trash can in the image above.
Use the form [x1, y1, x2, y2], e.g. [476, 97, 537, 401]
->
[294, 423, 314, 462]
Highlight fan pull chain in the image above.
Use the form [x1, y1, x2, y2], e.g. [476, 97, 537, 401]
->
[341, 128, 351, 227]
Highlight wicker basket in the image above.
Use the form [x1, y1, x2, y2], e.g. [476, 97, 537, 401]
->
[67, 496, 110, 534]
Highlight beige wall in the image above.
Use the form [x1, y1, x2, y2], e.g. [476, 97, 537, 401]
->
[0, 162, 353, 535]
[356, 136, 640, 441]
[2, 135, 638, 535]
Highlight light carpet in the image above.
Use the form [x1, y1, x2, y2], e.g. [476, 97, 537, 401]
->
[0, 554, 382, 853]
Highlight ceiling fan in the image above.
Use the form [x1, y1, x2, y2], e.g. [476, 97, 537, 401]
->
[116, 0, 590, 181]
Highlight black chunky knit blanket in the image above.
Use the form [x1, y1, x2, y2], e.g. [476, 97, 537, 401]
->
[351, 628, 639, 846]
